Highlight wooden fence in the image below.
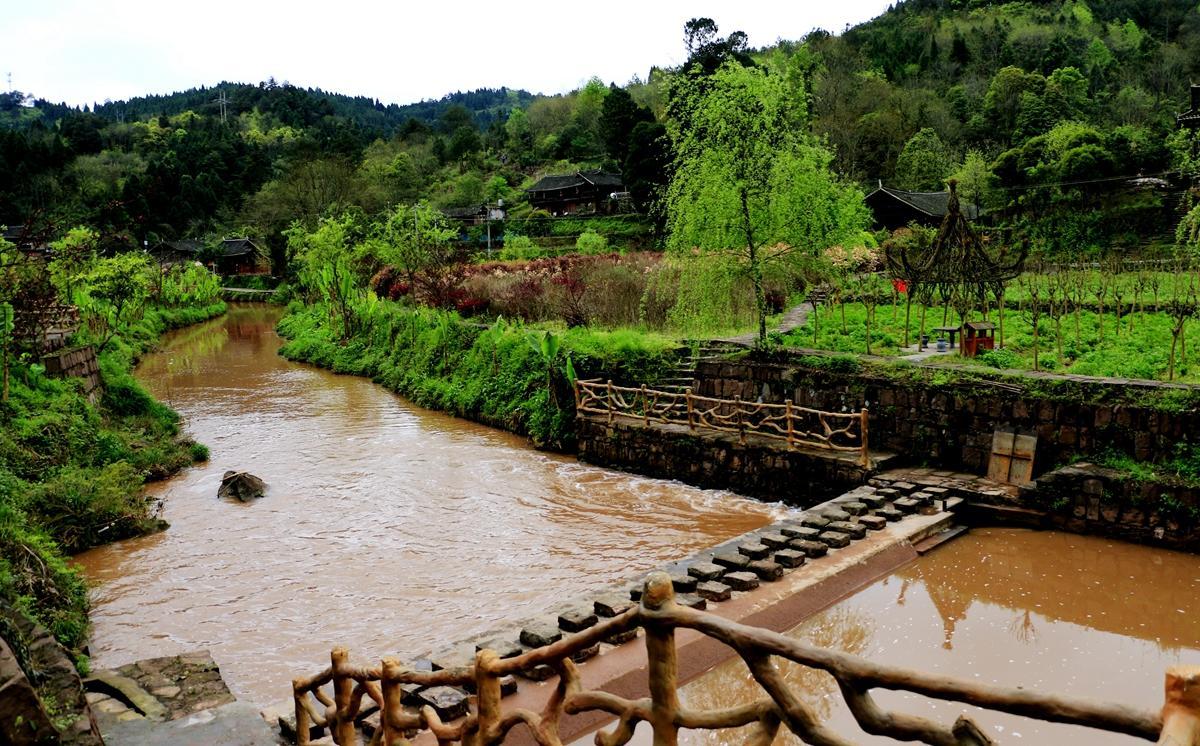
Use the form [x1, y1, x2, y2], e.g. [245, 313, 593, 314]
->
[292, 572, 1196, 746]
[574, 379, 870, 467]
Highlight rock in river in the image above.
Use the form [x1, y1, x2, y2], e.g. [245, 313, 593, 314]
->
[218, 471, 266, 502]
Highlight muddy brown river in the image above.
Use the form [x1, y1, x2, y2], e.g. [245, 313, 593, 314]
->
[674, 527, 1200, 745]
[75, 306, 783, 706]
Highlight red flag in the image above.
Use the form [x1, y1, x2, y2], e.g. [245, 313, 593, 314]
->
[892, 279, 908, 294]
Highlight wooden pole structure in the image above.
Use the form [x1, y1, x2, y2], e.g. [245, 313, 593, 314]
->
[735, 395, 745, 444]
[786, 400, 794, 450]
[331, 647, 357, 746]
[607, 380, 614, 425]
[686, 391, 694, 430]
[860, 408, 870, 469]
[641, 573, 680, 746]
[1160, 666, 1200, 746]
[642, 384, 649, 425]
[380, 658, 404, 746]
[293, 678, 311, 746]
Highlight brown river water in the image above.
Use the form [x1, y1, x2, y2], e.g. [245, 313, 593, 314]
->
[671, 527, 1200, 745]
[75, 306, 784, 706]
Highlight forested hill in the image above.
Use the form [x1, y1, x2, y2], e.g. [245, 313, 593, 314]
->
[27, 83, 536, 135]
[3, 0, 1200, 257]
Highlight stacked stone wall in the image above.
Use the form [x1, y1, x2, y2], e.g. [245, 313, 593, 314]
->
[41, 345, 101, 403]
[695, 359, 1200, 477]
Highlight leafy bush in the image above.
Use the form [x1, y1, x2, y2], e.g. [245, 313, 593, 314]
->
[575, 230, 608, 254]
[975, 348, 1023, 369]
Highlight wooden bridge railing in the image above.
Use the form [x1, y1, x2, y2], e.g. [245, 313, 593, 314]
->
[292, 572, 1196, 746]
[574, 379, 870, 468]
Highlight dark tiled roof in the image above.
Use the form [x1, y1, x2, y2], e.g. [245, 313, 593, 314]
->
[1178, 110, 1200, 128]
[442, 205, 485, 219]
[867, 187, 980, 220]
[527, 170, 624, 193]
[220, 238, 260, 257]
[158, 240, 204, 254]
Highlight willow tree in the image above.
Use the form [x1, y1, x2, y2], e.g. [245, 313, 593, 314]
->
[664, 61, 868, 347]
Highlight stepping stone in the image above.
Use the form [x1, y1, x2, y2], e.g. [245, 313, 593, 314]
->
[892, 482, 916, 493]
[799, 514, 830, 529]
[737, 542, 770, 560]
[418, 687, 469, 721]
[774, 549, 806, 568]
[894, 497, 921, 514]
[827, 520, 867, 539]
[840, 501, 868, 516]
[475, 636, 523, 659]
[748, 559, 783, 581]
[594, 593, 634, 618]
[629, 586, 643, 601]
[875, 487, 900, 499]
[723, 571, 760, 591]
[858, 515, 887, 531]
[789, 539, 828, 557]
[925, 486, 950, 497]
[670, 573, 698, 593]
[821, 508, 851, 522]
[860, 493, 888, 509]
[401, 681, 426, 705]
[558, 607, 598, 632]
[713, 552, 750, 570]
[758, 532, 790, 549]
[430, 649, 474, 671]
[817, 531, 851, 548]
[944, 496, 965, 511]
[570, 644, 600, 663]
[910, 491, 933, 505]
[688, 561, 725, 581]
[676, 593, 707, 610]
[780, 524, 820, 540]
[606, 629, 638, 645]
[521, 664, 555, 681]
[695, 581, 732, 602]
[500, 676, 518, 697]
[877, 506, 904, 522]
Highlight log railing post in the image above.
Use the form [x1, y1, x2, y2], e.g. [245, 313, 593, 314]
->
[380, 658, 404, 746]
[860, 408, 870, 469]
[642, 384, 649, 425]
[573, 379, 581, 411]
[607, 379, 615, 425]
[786, 400, 794, 450]
[735, 395, 745, 444]
[331, 647, 358, 745]
[686, 391, 694, 430]
[475, 649, 502, 744]
[641, 573, 680, 746]
[1160, 666, 1200, 746]
[293, 679, 311, 746]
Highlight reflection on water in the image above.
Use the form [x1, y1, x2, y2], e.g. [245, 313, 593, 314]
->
[675, 528, 1200, 745]
[75, 306, 783, 706]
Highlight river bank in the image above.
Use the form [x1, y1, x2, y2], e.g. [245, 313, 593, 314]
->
[77, 305, 784, 706]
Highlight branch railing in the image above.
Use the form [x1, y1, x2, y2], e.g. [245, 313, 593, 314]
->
[293, 571, 1196, 746]
[574, 379, 870, 468]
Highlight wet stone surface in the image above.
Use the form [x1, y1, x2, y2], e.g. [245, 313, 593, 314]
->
[519, 622, 562, 649]
[748, 559, 784, 581]
[695, 581, 732, 602]
[789, 539, 828, 557]
[774, 549, 806, 568]
[818, 531, 852, 548]
[723, 572, 760, 591]
[713, 552, 750, 570]
[687, 561, 725, 580]
[827, 520, 867, 539]
[737, 542, 770, 560]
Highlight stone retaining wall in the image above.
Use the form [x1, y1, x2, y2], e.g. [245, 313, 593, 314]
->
[1016, 463, 1200, 551]
[41, 345, 101, 403]
[695, 358, 1199, 477]
[576, 416, 875, 504]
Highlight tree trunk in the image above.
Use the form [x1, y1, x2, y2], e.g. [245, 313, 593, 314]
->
[740, 189, 767, 349]
[903, 294, 912, 348]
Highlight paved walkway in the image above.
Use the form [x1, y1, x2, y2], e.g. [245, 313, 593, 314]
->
[722, 300, 815, 347]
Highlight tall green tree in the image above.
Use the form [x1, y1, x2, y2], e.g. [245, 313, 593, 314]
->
[665, 62, 868, 347]
[894, 128, 954, 191]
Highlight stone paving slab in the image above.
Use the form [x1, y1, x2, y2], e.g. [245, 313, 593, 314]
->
[102, 701, 282, 746]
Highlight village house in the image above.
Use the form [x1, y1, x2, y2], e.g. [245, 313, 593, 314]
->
[150, 237, 270, 276]
[526, 170, 625, 216]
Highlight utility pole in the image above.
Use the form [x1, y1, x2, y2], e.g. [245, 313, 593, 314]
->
[213, 91, 229, 124]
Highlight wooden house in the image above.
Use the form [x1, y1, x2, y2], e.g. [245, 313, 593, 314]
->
[866, 185, 980, 231]
[526, 170, 624, 216]
[150, 238, 269, 276]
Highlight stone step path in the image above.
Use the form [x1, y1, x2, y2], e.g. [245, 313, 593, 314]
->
[278, 481, 966, 744]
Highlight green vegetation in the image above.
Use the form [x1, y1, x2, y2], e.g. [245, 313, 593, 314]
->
[0, 233, 224, 650]
[277, 302, 676, 450]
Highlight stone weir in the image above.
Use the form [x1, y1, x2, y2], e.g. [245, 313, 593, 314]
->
[274, 483, 962, 745]
[577, 414, 898, 503]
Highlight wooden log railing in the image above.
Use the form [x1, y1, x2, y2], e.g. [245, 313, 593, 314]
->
[292, 572, 1196, 746]
[574, 379, 870, 468]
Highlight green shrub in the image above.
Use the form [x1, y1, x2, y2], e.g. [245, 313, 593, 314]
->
[975, 348, 1023, 369]
[575, 230, 608, 254]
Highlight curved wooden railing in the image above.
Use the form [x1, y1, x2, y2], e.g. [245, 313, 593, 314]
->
[574, 379, 870, 468]
[292, 572, 1197, 746]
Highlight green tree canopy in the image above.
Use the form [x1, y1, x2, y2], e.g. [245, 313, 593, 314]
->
[665, 62, 868, 346]
[894, 127, 954, 191]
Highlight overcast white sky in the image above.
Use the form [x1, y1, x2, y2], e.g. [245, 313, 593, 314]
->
[3, 0, 895, 108]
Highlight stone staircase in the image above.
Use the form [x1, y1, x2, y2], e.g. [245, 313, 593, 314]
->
[657, 340, 743, 394]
